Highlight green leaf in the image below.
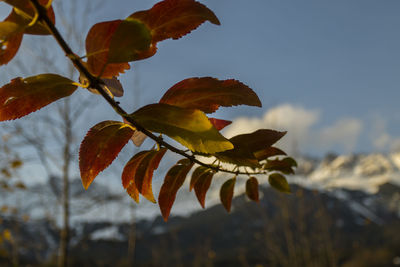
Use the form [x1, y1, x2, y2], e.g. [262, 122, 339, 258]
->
[129, 103, 233, 153]
[268, 173, 291, 193]
[0, 74, 77, 121]
[159, 159, 194, 221]
[80, 121, 134, 190]
[159, 77, 261, 113]
[246, 177, 259, 202]
[219, 177, 236, 212]
[264, 157, 297, 175]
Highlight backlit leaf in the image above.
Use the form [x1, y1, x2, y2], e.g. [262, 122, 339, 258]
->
[121, 151, 149, 203]
[193, 170, 213, 208]
[80, 121, 134, 189]
[85, 18, 151, 77]
[135, 149, 167, 203]
[122, 149, 167, 203]
[129, 103, 233, 153]
[190, 166, 211, 191]
[129, 0, 220, 43]
[215, 130, 287, 168]
[3, 0, 55, 35]
[254, 147, 286, 161]
[219, 177, 236, 212]
[160, 77, 261, 113]
[0, 31, 23, 65]
[0, 74, 77, 121]
[246, 177, 259, 202]
[159, 159, 194, 221]
[208, 118, 232, 131]
[264, 157, 297, 175]
[268, 173, 291, 193]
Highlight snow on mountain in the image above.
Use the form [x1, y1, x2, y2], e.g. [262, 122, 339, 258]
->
[1, 152, 400, 226]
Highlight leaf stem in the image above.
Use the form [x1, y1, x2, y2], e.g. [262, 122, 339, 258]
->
[28, 0, 266, 176]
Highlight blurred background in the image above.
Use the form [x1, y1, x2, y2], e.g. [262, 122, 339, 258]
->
[0, 0, 399, 266]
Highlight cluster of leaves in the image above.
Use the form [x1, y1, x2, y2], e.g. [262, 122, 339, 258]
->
[0, 0, 296, 221]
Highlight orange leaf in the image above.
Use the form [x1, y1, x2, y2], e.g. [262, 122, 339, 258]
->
[159, 159, 194, 221]
[0, 74, 77, 121]
[79, 121, 134, 189]
[219, 177, 236, 212]
[122, 149, 167, 203]
[246, 177, 259, 202]
[129, 0, 220, 43]
[208, 118, 231, 131]
[159, 77, 261, 113]
[192, 168, 214, 208]
[190, 166, 211, 191]
[0, 31, 23, 65]
[135, 148, 167, 203]
[121, 151, 149, 203]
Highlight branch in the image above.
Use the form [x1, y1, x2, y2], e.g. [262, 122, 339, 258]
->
[29, 0, 267, 176]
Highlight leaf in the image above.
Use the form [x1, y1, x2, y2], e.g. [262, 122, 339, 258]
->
[122, 149, 167, 203]
[190, 166, 211, 191]
[159, 159, 194, 221]
[0, 31, 23, 65]
[85, 18, 151, 77]
[129, 103, 233, 153]
[215, 129, 287, 168]
[129, 0, 220, 43]
[208, 118, 231, 131]
[135, 148, 167, 203]
[246, 177, 259, 202]
[80, 121, 134, 189]
[219, 177, 236, 212]
[268, 173, 291, 193]
[193, 170, 214, 208]
[253, 147, 286, 161]
[79, 74, 124, 97]
[3, 0, 55, 35]
[159, 77, 261, 113]
[0, 74, 77, 121]
[264, 157, 297, 175]
[121, 151, 149, 203]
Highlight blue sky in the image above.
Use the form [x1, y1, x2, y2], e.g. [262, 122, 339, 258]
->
[1, 0, 400, 157]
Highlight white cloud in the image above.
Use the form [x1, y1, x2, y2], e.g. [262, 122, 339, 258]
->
[370, 115, 400, 152]
[223, 104, 363, 155]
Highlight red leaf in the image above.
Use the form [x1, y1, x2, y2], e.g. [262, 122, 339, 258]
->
[135, 148, 167, 203]
[0, 74, 77, 121]
[121, 151, 149, 203]
[190, 166, 211, 191]
[160, 77, 261, 113]
[159, 159, 194, 221]
[129, 0, 220, 43]
[208, 118, 232, 131]
[122, 149, 167, 203]
[246, 177, 259, 202]
[193, 170, 214, 208]
[80, 121, 134, 189]
[219, 177, 236, 212]
[85, 20, 130, 78]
